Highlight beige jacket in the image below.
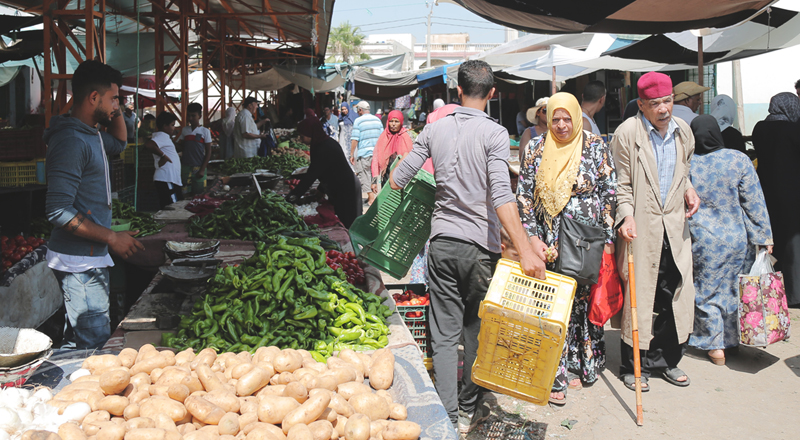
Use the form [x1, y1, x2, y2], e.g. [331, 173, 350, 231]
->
[610, 113, 696, 350]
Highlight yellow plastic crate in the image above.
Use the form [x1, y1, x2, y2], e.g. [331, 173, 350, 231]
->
[0, 160, 37, 187]
[482, 258, 577, 324]
[472, 259, 577, 405]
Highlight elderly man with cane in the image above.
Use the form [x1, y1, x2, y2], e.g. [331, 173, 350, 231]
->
[610, 71, 700, 393]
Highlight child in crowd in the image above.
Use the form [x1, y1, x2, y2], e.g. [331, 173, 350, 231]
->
[145, 112, 183, 209]
[179, 103, 212, 196]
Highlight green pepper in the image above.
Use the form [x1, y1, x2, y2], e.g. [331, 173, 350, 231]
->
[345, 303, 367, 326]
[272, 268, 286, 292]
[276, 269, 295, 300]
[332, 312, 356, 328]
[294, 306, 318, 320]
[200, 320, 219, 338]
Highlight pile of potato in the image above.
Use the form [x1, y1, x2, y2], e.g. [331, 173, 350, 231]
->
[27, 345, 421, 440]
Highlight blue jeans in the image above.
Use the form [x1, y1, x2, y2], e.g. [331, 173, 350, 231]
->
[53, 268, 111, 349]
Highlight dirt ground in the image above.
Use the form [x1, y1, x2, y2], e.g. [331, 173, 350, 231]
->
[380, 268, 800, 440]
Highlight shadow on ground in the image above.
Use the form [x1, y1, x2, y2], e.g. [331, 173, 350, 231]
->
[468, 393, 548, 440]
[783, 353, 800, 377]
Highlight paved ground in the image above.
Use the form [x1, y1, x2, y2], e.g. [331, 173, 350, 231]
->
[379, 266, 800, 440]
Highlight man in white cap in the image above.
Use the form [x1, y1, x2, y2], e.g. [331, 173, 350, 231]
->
[671, 81, 711, 124]
[350, 101, 383, 205]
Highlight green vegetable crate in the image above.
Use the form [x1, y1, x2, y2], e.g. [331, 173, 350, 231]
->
[349, 168, 435, 279]
[386, 283, 430, 357]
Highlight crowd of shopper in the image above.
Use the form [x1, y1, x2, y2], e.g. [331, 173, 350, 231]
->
[41, 58, 799, 439]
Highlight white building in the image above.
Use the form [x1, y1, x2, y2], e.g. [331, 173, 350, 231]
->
[362, 33, 502, 70]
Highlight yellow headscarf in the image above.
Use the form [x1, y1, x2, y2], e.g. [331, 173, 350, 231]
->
[533, 92, 584, 226]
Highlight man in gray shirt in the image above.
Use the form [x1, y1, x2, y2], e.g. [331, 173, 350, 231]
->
[390, 60, 546, 435]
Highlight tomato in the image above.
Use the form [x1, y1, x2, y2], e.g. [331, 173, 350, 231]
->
[0, 236, 7, 243]
[27, 237, 38, 245]
[2, 260, 12, 269]
[12, 251, 24, 261]
[17, 246, 30, 254]
[2, 250, 12, 258]
[15, 236, 26, 245]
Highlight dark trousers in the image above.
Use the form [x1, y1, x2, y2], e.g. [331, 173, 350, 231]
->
[154, 181, 183, 210]
[620, 236, 687, 378]
[427, 237, 498, 425]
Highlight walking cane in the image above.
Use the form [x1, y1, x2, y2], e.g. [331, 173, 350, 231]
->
[627, 243, 644, 426]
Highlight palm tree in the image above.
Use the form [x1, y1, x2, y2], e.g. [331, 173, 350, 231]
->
[327, 22, 367, 64]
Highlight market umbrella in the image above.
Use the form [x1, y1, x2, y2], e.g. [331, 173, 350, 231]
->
[448, 0, 777, 34]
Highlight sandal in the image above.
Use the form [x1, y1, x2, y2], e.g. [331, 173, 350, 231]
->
[662, 368, 691, 387]
[548, 391, 567, 406]
[708, 350, 725, 366]
[567, 372, 583, 390]
[621, 374, 649, 392]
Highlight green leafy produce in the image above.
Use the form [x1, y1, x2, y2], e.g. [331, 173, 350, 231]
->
[111, 200, 164, 237]
[219, 155, 309, 177]
[161, 235, 393, 359]
[187, 191, 311, 241]
[30, 217, 52, 238]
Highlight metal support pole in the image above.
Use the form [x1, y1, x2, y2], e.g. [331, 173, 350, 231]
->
[426, 1, 433, 68]
[697, 36, 704, 114]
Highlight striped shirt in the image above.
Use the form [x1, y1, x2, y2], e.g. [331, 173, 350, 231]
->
[351, 114, 383, 159]
[642, 116, 680, 206]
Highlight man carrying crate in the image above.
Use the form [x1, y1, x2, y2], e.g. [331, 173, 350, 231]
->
[390, 60, 547, 436]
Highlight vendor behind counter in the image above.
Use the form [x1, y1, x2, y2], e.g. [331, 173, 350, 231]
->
[287, 110, 362, 228]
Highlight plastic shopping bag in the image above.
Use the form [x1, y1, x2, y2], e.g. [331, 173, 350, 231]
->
[738, 249, 791, 347]
[588, 252, 624, 326]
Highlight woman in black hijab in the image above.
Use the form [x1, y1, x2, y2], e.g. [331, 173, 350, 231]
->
[752, 92, 800, 306]
[287, 109, 362, 228]
[688, 115, 774, 365]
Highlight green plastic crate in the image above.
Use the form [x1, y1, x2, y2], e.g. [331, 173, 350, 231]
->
[349, 169, 435, 278]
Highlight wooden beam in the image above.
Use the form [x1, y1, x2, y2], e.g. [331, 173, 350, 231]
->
[262, 0, 286, 41]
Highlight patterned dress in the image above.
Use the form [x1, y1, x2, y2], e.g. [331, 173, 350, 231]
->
[688, 149, 773, 350]
[516, 131, 617, 392]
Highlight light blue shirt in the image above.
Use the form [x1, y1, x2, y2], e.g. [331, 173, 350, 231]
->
[351, 114, 383, 159]
[642, 116, 680, 206]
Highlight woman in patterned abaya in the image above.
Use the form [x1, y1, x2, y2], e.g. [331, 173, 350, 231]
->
[687, 115, 773, 365]
[516, 92, 617, 405]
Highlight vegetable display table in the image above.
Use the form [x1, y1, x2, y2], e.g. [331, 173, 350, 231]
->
[26, 345, 457, 440]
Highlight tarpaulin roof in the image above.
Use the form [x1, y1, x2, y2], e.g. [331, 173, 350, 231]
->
[450, 0, 778, 34]
[1, 29, 194, 77]
[603, 6, 800, 65]
[0, 0, 335, 64]
[353, 70, 418, 100]
[351, 53, 406, 72]
[0, 29, 41, 63]
[417, 62, 461, 89]
[0, 14, 40, 34]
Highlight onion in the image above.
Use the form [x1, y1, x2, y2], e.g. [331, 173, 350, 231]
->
[0, 430, 8, 440]
[0, 391, 23, 410]
[29, 389, 52, 405]
[14, 410, 30, 426]
[61, 402, 91, 424]
[69, 369, 91, 382]
[0, 407, 21, 434]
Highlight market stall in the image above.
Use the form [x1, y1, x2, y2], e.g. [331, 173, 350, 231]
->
[0, 139, 455, 440]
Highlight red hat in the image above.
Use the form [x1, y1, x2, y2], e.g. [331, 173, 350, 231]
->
[637, 72, 673, 100]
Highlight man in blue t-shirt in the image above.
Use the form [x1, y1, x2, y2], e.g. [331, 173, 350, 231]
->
[350, 101, 383, 205]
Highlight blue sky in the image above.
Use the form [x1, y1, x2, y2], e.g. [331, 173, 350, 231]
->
[329, 0, 507, 44]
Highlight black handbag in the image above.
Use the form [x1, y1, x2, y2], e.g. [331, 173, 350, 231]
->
[555, 215, 606, 285]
